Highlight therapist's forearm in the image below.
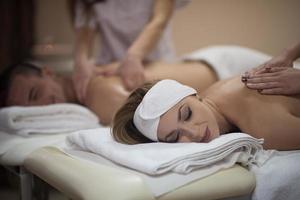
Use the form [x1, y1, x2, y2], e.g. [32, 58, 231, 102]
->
[74, 27, 95, 65]
[283, 42, 300, 62]
[127, 0, 174, 59]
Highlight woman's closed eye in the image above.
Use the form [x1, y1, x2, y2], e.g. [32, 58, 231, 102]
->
[166, 130, 179, 143]
[181, 105, 192, 121]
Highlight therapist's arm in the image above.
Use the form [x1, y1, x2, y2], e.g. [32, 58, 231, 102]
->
[242, 42, 300, 95]
[127, 0, 174, 60]
[118, 0, 175, 90]
[73, 26, 96, 103]
[245, 42, 300, 76]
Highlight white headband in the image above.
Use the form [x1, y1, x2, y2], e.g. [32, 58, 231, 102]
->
[133, 79, 197, 141]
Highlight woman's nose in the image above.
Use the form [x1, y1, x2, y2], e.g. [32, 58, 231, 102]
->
[179, 123, 200, 141]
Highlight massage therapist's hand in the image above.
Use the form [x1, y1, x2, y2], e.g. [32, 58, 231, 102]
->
[119, 54, 145, 90]
[244, 52, 294, 78]
[72, 61, 100, 103]
[244, 67, 300, 95]
[100, 54, 145, 91]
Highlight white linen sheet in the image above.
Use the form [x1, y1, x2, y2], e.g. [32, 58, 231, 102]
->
[62, 128, 300, 198]
[182, 45, 300, 80]
[0, 131, 67, 165]
[65, 128, 272, 175]
[251, 150, 300, 200]
[0, 103, 100, 136]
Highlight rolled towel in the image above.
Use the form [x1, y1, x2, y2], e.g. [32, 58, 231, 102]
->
[0, 103, 101, 136]
[66, 128, 273, 175]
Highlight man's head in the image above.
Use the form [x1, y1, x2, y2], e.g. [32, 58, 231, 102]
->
[0, 63, 67, 107]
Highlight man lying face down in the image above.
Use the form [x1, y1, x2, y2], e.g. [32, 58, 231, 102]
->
[3, 45, 295, 126]
[0, 61, 218, 125]
[112, 79, 300, 150]
[0, 63, 75, 106]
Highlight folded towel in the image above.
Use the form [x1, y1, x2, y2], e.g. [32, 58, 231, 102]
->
[0, 103, 101, 136]
[66, 128, 272, 175]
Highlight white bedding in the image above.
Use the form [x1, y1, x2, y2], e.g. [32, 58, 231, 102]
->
[0, 131, 67, 165]
[65, 128, 271, 175]
[182, 45, 300, 80]
[62, 128, 275, 196]
[0, 103, 101, 165]
[0, 103, 100, 136]
[61, 127, 300, 199]
[62, 147, 300, 199]
[251, 150, 300, 200]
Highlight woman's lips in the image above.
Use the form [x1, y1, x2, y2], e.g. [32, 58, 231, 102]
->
[201, 126, 211, 143]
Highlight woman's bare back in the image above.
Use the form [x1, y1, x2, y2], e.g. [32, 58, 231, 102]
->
[204, 77, 300, 150]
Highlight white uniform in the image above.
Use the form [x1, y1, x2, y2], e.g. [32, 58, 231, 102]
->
[75, 0, 189, 64]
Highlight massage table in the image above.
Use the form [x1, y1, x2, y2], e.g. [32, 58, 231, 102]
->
[0, 131, 68, 200]
[24, 146, 255, 200]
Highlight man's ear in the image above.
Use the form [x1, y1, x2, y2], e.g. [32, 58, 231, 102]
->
[41, 66, 54, 77]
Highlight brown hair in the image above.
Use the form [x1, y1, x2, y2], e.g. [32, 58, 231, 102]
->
[0, 63, 42, 108]
[112, 81, 159, 144]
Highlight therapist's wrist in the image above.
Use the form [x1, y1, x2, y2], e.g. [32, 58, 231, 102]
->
[284, 45, 300, 62]
[125, 52, 143, 62]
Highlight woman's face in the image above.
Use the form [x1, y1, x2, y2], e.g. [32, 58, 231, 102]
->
[157, 95, 220, 143]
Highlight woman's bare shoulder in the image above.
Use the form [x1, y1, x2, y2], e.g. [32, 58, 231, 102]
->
[200, 77, 240, 98]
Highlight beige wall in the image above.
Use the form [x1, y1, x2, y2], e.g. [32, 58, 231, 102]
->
[172, 0, 300, 56]
[34, 0, 300, 62]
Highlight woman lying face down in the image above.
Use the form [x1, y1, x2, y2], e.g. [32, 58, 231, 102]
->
[112, 79, 300, 150]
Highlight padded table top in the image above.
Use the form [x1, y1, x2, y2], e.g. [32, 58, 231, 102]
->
[25, 147, 255, 200]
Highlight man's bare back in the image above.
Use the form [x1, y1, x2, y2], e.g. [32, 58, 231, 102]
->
[85, 61, 217, 125]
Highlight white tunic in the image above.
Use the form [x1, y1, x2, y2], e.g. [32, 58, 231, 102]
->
[75, 0, 189, 64]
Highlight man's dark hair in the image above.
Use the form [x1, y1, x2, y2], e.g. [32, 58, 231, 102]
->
[0, 63, 42, 108]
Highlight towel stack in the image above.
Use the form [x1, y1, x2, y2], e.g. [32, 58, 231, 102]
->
[0, 103, 100, 136]
[66, 128, 272, 175]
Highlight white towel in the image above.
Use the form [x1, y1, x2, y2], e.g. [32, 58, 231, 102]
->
[0, 103, 101, 136]
[66, 128, 272, 175]
[251, 150, 300, 200]
[182, 45, 272, 80]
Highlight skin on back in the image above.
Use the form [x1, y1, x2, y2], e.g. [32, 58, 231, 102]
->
[203, 76, 300, 150]
[85, 61, 218, 125]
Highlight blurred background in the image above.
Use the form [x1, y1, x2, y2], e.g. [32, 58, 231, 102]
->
[1, 0, 300, 74]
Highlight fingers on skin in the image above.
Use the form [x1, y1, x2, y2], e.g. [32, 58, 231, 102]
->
[253, 66, 269, 75]
[81, 86, 87, 103]
[243, 63, 268, 77]
[246, 76, 278, 84]
[259, 88, 284, 95]
[123, 76, 134, 90]
[77, 85, 84, 103]
[246, 81, 280, 90]
[76, 82, 87, 103]
[246, 67, 287, 80]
